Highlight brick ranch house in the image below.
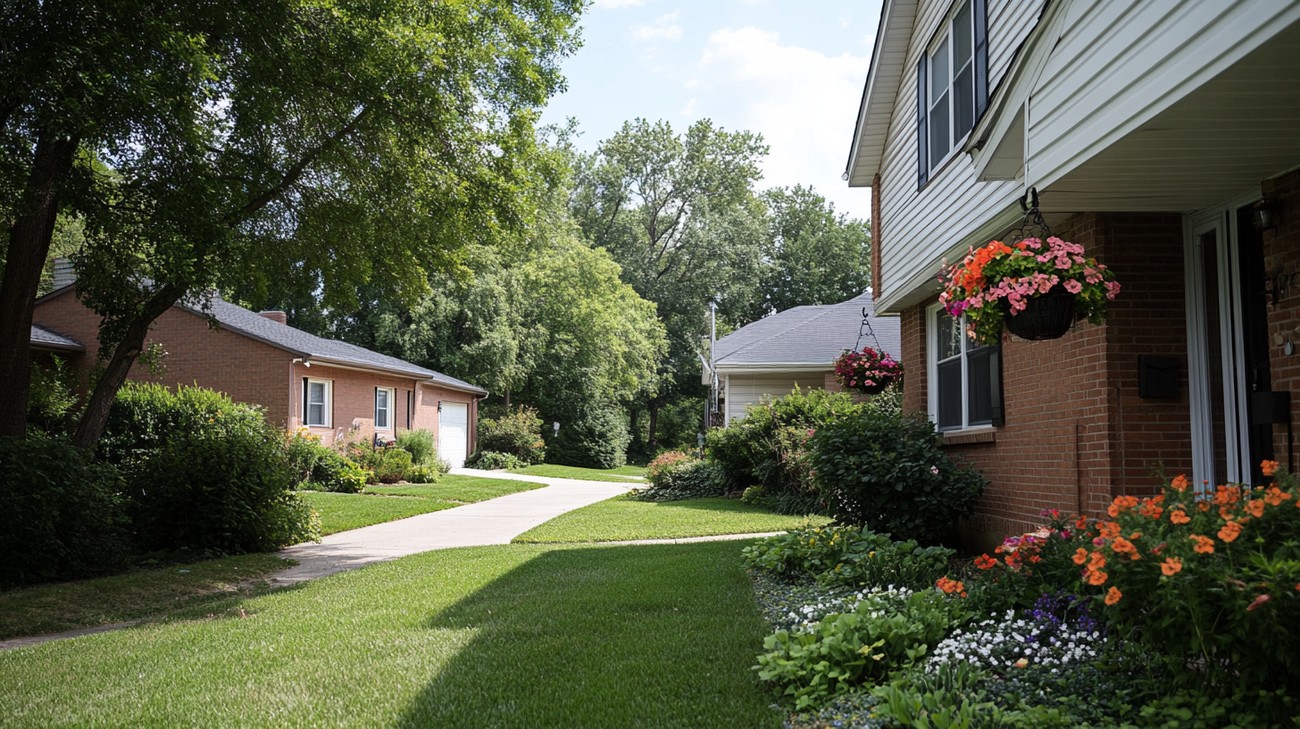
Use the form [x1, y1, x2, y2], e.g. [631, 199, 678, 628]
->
[703, 291, 901, 425]
[846, 0, 1300, 547]
[31, 272, 486, 468]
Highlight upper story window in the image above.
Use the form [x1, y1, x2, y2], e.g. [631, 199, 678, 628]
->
[375, 387, 394, 430]
[918, 0, 988, 187]
[305, 378, 332, 428]
[928, 304, 1003, 431]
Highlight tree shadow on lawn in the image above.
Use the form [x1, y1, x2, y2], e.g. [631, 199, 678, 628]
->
[396, 541, 781, 729]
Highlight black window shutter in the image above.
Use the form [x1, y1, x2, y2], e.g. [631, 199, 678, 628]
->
[917, 55, 929, 188]
[989, 344, 1005, 427]
[302, 378, 308, 421]
[973, 0, 989, 118]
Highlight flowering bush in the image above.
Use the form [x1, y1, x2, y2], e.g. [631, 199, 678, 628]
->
[646, 450, 693, 480]
[833, 346, 902, 394]
[938, 236, 1121, 344]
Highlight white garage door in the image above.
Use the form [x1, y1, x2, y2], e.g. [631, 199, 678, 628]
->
[437, 402, 469, 468]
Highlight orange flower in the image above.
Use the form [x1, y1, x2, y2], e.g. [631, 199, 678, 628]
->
[974, 554, 998, 570]
[1098, 521, 1122, 540]
[1138, 500, 1164, 520]
[1087, 569, 1108, 586]
[1075, 515, 1091, 531]
[1072, 548, 1088, 565]
[935, 576, 967, 597]
[1104, 586, 1123, 606]
[1261, 460, 1279, 477]
[1247, 594, 1271, 612]
[1160, 557, 1183, 576]
[1088, 551, 1107, 570]
[1170, 474, 1190, 492]
[1108, 495, 1140, 518]
[1244, 499, 1265, 518]
[1191, 534, 1215, 554]
[1264, 486, 1291, 506]
[1198, 502, 1211, 513]
[1217, 520, 1242, 543]
[1169, 509, 1190, 525]
[1213, 485, 1242, 507]
[1111, 537, 1140, 559]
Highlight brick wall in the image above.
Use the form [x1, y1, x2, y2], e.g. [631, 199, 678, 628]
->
[32, 290, 476, 449]
[898, 212, 1193, 548]
[1263, 168, 1300, 466]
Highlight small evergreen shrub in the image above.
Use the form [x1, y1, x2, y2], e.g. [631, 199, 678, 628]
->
[396, 429, 436, 466]
[0, 435, 129, 586]
[808, 411, 984, 544]
[546, 405, 630, 469]
[478, 407, 546, 464]
[465, 450, 526, 470]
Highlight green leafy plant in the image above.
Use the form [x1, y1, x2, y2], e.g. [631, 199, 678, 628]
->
[646, 450, 692, 481]
[546, 404, 630, 469]
[395, 429, 437, 466]
[465, 450, 526, 470]
[743, 526, 954, 591]
[477, 407, 547, 465]
[633, 458, 726, 502]
[808, 411, 984, 544]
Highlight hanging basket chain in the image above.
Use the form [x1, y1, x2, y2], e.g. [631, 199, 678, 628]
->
[1010, 186, 1053, 241]
[854, 307, 885, 353]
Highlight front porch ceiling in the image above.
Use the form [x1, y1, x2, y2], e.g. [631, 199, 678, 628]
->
[1042, 19, 1300, 214]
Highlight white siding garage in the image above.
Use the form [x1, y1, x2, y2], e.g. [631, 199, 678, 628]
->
[724, 374, 824, 425]
[438, 402, 469, 468]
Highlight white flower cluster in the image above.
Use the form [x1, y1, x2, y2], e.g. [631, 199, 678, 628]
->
[926, 610, 1105, 673]
[785, 585, 915, 633]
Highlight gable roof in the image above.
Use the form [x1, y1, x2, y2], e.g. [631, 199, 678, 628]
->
[845, 0, 919, 186]
[713, 292, 901, 371]
[30, 324, 84, 352]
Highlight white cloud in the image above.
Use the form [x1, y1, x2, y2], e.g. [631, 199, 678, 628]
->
[593, 0, 645, 8]
[632, 13, 684, 42]
[696, 26, 872, 217]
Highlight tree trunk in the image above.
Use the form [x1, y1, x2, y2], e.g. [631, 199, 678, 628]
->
[0, 132, 80, 438]
[71, 283, 186, 450]
[628, 407, 641, 444]
[646, 400, 659, 452]
[503, 388, 511, 410]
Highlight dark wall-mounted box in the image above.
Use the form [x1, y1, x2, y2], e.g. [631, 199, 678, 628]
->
[1138, 356, 1180, 399]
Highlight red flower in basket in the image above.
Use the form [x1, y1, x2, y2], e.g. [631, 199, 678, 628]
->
[834, 346, 902, 395]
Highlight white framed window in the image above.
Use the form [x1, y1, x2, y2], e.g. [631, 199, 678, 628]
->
[927, 304, 1002, 431]
[917, 0, 986, 186]
[304, 378, 332, 427]
[375, 387, 394, 430]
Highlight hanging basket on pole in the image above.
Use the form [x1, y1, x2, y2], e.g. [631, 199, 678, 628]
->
[834, 307, 902, 394]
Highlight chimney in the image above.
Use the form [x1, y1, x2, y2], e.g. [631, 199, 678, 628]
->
[51, 258, 76, 289]
[258, 310, 288, 325]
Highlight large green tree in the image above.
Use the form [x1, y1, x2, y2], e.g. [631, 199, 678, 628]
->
[0, 0, 582, 445]
[569, 118, 769, 446]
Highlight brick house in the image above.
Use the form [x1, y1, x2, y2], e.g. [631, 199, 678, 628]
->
[845, 0, 1300, 546]
[703, 292, 901, 424]
[31, 276, 486, 467]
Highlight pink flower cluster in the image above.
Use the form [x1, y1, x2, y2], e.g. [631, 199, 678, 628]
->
[833, 346, 902, 392]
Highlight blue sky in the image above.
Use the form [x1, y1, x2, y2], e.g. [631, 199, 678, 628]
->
[541, 0, 885, 221]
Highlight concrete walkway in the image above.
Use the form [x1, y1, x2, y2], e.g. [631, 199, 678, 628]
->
[269, 468, 631, 585]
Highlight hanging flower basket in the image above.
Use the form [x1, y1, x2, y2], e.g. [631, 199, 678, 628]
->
[834, 346, 902, 394]
[938, 236, 1121, 345]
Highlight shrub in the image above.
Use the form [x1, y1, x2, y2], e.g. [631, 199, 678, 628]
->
[546, 405, 630, 469]
[0, 435, 129, 586]
[465, 450, 526, 470]
[309, 448, 369, 492]
[404, 464, 441, 484]
[102, 383, 318, 554]
[743, 526, 954, 592]
[646, 450, 692, 481]
[705, 388, 864, 514]
[477, 407, 546, 464]
[633, 459, 726, 502]
[367, 446, 414, 484]
[395, 429, 437, 466]
[808, 410, 984, 544]
[27, 356, 79, 433]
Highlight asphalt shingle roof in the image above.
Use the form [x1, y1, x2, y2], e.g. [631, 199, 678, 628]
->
[29, 324, 84, 351]
[182, 296, 488, 395]
[713, 291, 901, 368]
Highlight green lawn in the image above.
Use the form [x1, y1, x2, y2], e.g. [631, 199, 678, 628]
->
[508, 463, 647, 482]
[513, 494, 831, 543]
[303, 475, 546, 535]
[0, 553, 290, 640]
[0, 542, 781, 728]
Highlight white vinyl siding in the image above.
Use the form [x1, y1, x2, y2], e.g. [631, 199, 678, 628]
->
[305, 379, 332, 427]
[375, 387, 394, 430]
[723, 374, 826, 425]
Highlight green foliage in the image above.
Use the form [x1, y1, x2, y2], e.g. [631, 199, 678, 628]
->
[477, 407, 546, 465]
[403, 464, 441, 484]
[547, 405, 630, 469]
[633, 459, 727, 502]
[310, 449, 370, 493]
[102, 383, 317, 554]
[743, 526, 955, 592]
[348, 445, 414, 485]
[646, 450, 693, 481]
[706, 387, 864, 514]
[0, 435, 129, 586]
[26, 356, 79, 433]
[395, 429, 436, 467]
[756, 588, 961, 710]
[466, 450, 527, 470]
[808, 410, 984, 544]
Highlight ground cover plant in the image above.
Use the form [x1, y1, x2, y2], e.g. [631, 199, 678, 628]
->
[0, 554, 289, 639]
[748, 463, 1300, 726]
[513, 493, 828, 543]
[0, 542, 782, 728]
[302, 476, 545, 535]
[507, 463, 646, 482]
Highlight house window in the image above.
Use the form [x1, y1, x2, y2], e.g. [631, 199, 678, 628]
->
[928, 304, 1002, 431]
[305, 378, 332, 427]
[917, 0, 987, 186]
[375, 387, 394, 430]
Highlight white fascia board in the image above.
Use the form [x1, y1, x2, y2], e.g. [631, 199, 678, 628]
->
[845, 0, 918, 186]
[716, 363, 834, 375]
